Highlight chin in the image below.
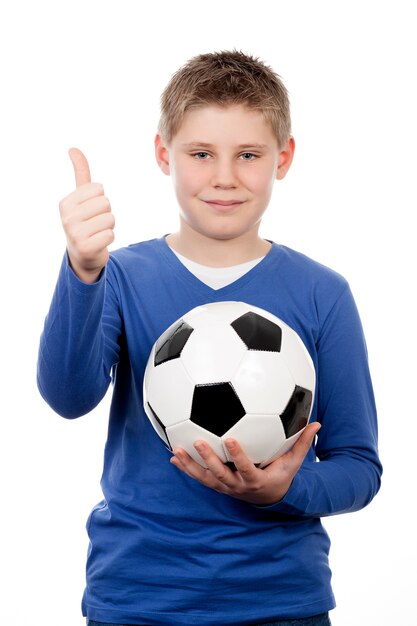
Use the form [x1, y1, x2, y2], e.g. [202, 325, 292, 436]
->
[201, 227, 248, 242]
[183, 215, 259, 243]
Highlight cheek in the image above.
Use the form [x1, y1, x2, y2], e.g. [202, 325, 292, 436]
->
[173, 166, 203, 197]
[246, 169, 275, 196]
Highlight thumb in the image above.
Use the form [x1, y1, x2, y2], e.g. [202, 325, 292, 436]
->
[68, 147, 91, 188]
[291, 422, 321, 463]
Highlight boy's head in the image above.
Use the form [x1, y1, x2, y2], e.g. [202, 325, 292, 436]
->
[158, 49, 291, 149]
[155, 51, 295, 254]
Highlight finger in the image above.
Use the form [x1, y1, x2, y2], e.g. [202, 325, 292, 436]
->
[171, 447, 214, 482]
[69, 147, 91, 188]
[64, 195, 112, 223]
[289, 422, 321, 465]
[75, 229, 115, 260]
[224, 439, 259, 482]
[59, 183, 105, 215]
[171, 446, 232, 491]
[69, 212, 115, 241]
[193, 440, 237, 487]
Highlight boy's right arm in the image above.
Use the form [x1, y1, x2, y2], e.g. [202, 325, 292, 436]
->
[37, 149, 120, 418]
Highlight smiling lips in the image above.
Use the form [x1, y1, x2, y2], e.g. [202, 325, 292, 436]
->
[203, 199, 245, 208]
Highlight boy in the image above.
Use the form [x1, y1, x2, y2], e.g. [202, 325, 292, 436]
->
[37, 50, 382, 625]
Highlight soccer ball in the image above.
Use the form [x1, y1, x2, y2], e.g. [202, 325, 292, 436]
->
[143, 301, 315, 468]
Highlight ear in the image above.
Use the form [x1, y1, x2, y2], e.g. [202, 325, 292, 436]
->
[276, 136, 295, 180]
[154, 133, 170, 176]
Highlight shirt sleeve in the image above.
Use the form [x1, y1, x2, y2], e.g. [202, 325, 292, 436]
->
[261, 284, 382, 518]
[37, 253, 122, 418]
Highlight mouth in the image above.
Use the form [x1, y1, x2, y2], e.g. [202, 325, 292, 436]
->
[203, 199, 245, 211]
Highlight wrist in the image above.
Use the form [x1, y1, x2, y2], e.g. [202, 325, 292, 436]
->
[67, 253, 104, 284]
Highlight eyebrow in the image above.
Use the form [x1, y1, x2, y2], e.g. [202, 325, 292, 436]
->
[181, 142, 269, 150]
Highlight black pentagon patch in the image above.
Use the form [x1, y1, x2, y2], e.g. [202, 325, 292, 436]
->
[147, 403, 173, 450]
[154, 320, 194, 366]
[190, 382, 246, 437]
[231, 312, 282, 352]
[280, 386, 312, 438]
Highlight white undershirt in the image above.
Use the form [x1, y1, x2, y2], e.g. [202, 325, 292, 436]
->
[172, 250, 265, 290]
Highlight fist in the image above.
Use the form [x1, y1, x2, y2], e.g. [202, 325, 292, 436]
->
[59, 148, 115, 283]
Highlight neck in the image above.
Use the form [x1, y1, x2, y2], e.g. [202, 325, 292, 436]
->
[166, 225, 271, 268]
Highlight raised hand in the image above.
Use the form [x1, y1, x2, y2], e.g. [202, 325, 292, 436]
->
[59, 148, 115, 283]
[170, 422, 321, 506]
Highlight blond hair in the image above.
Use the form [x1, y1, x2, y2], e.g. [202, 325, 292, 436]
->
[158, 49, 292, 148]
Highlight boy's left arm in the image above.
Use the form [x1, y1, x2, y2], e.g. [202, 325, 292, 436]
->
[171, 285, 383, 516]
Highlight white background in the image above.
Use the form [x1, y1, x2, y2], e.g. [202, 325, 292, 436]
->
[0, 1, 415, 624]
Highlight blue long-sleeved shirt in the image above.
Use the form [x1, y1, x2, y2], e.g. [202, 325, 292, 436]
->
[37, 237, 382, 624]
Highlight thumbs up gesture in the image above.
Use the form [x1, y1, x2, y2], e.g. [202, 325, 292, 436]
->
[59, 148, 115, 283]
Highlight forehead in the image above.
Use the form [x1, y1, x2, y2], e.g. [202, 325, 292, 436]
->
[173, 104, 278, 147]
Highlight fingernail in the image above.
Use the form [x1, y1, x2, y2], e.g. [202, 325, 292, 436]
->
[225, 439, 236, 450]
[194, 441, 205, 452]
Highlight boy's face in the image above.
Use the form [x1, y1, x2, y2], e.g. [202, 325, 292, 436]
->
[155, 104, 294, 244]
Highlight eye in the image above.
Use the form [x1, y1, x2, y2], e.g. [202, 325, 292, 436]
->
[240, 152, 257, 161]
[192, 152, 210, 160]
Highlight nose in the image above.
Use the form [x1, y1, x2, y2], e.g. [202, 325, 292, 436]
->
[211, 157, 238, 189]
